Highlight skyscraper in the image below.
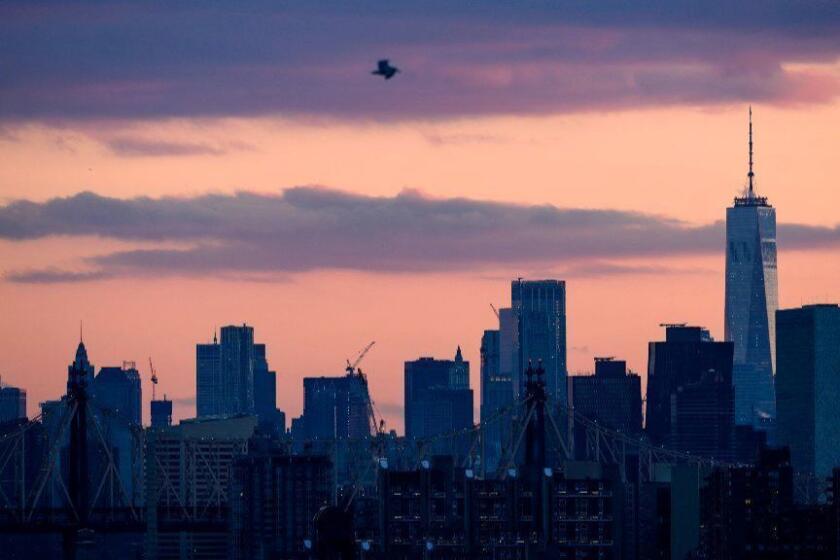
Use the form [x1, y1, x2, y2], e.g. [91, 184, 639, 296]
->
[0, 383, 26, 423]
[196, 335, 222, 417]
[725, 108, 778, 428]
[253, 343, 284, 434]
[775, 304, 840, 483]
[300, 373, 372, 441]
[511, 279, 567, 404]
[404, 348, 474, 456]
[480, 330, 513, 473]
[196, 324, 281, 421]
[219, 324, 255, 415]
[92, 362, 142, 426]
[646, 325, 734, 460]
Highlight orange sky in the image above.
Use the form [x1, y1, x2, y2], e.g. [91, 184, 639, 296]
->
[1, 103, 839, 431]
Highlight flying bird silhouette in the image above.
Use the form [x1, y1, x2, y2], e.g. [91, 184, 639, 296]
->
[371, 59, 399, 80]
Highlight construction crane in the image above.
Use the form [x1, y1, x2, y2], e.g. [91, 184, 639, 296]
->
[148, 357, 159, 400]
[344, 341, 386, 438]
[345, 340, 376, 377]
[490, 303, 500, 319]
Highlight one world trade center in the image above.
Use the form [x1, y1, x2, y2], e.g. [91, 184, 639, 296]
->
[725, 108, 778, 429]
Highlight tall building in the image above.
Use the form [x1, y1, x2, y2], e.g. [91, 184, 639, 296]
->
[219, 324, 255, 415]
[404, 348, 474, 456]
[724, 109, 778, 428]
[92, 362, 142, 426]
[646, 325, 734, 460]
[776, 304, 840, 483]
[253, 343, 284, 434]
[0, 382, 26, 423]
[480, 330, 513, 473]
[150, 398, 173, 428]
[299, 372, 372, 441]
[196, 324, 283, 424]
[511, 279, 567, 405]
[196, 335, 221, 417]
[570, 357, 642, 458]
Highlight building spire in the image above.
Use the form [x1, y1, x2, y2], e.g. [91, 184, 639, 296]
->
[748, 106, 754, 196]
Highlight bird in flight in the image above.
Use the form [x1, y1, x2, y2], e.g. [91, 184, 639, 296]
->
[371, 59, 399, 80]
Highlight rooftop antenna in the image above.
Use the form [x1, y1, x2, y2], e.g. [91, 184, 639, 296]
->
[748, 106, 754, 196]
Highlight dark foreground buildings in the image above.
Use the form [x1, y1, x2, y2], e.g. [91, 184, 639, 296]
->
[646, 325, 734, 460]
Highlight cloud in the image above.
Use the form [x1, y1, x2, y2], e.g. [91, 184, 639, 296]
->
[1, 2, 838, 122]
[1, 187, 839, 283]
[105, 137, 225, 157]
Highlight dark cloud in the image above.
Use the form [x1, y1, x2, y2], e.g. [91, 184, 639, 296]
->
[1, 2, 838, 122]
[1, 187, 839, 283]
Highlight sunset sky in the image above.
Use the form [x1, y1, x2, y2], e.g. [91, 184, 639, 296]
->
[1, 2, 839, 431]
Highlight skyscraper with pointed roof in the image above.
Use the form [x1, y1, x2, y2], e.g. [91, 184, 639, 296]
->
[725, 108, 778, 428]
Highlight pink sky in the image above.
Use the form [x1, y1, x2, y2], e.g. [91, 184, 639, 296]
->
[2, 103, 839, 432]
[2, 3, 840, 432]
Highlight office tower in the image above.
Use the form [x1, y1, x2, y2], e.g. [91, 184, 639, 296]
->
[196, 335, 221, 417]
[197, 324, 279, 419]
[404, 348, 474, 456]
[300, 373, 372, 441]
[511, 279, 567, 405]
[570, 358, 642, 457]
[253, 343, 285, 435]
[646, 325, 734, 460]
[92, 362, 142, 425]
[480, 330, 513, 473]
[0, 383, 26, 423]
[220, 324, 255, 415]
[776, 304, 840, 483]
[724, 109, 778, 428]
[150, 398, 173, 428]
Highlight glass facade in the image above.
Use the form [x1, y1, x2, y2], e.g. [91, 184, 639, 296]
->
[725, 198, 778, 427]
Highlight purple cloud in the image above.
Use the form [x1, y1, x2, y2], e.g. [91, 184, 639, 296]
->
[1, 2, 838, 122]
[1, 187, 839, 283]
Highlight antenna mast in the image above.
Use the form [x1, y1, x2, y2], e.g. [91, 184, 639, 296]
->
[748, 106, 754, 196]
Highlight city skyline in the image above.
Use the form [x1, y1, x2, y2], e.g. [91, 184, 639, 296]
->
[2, 4, 840, 557]
[2, 4, 840, 434]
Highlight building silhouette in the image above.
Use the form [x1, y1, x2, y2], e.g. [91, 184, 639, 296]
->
[92, 362, 142, 426]
[196, 325, 283, 427]
[299, 373, 372, 441]
[404, 349, 474, 457]
[776, 304, 840, 486]
[725, 108, 778, 429]
[646, 325, 734, 460]
[150, 398, 172, 428]
[480, 329, 513, 474]
[570, 357, 642, 458]
[230, 449, 333, 560]
[0, 383, 26, 423]
[511, 279, 567, 405]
